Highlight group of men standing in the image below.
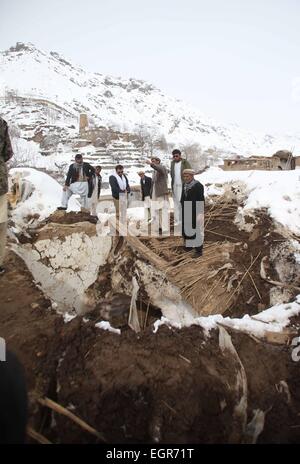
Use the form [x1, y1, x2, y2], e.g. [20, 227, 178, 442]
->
[0, 115, 205, 274]
[0, 118, 206, 443]
[142, 150, 204, 256]
[57, 149, 204, 257]
[55, 150, 205, 257]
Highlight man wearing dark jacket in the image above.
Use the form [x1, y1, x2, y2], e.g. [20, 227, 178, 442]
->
[180, 169, 205, 257]
[138, 171, 152, 201]
[138, 171, 152, 221]
[0, 117, 13, 275]
[109, 164, 130, 221]
[58, 154, 95, 210]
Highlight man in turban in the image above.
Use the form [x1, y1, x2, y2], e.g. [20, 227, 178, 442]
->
[180, 169, 205, 257]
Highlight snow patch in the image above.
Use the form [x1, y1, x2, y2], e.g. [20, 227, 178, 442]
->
[198, 168, 300, 235]
[153, 296, 300, 338]
[95, 321, 121, 335]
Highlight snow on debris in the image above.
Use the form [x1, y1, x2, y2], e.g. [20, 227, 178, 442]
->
[95, 321, 121, 335]
[153, 295, 300, 338]
[9, 167, 80, 231]
[63, 312, 77, 323]
[198, 167, 300, 235]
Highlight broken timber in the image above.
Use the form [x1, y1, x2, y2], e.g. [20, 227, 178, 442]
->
[110, 219, 239, 316]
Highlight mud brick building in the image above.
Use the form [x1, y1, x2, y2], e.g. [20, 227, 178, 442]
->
[223, 150, 297, 171]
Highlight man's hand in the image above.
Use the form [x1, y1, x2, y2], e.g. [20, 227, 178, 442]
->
[63, 185, 68, 191]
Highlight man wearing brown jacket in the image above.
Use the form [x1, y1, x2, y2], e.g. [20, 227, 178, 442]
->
[0, 117, 13, 275]
[146, 157, 169, 234]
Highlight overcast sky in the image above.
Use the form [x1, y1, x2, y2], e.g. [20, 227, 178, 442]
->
[1, 0, 300, 134]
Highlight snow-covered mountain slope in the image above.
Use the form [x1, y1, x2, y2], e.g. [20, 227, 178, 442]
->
[1, 42, 300, 155]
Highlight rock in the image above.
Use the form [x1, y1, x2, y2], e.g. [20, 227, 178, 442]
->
[257, 303, 266, 311]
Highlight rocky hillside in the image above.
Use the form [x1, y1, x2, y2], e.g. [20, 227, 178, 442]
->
[1, 42, 300, 157]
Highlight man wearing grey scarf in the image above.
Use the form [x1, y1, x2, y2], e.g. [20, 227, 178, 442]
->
[180, 169, 205, 257]
[183, 177, 198, 195]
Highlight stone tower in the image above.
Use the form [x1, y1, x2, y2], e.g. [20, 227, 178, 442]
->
[79, 113, 88, 133]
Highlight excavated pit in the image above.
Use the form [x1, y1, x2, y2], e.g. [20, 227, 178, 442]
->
[1, 197, 300, 444]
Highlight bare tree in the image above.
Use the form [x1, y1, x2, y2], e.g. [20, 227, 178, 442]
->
[44, 106, 58, 125]
[156, 134, 168, 152]
[8, 123, 21, 139]
[167, 142, 175, 154]
[202, 148, 220, 167]
[181, 143, 204, 170]
[145, 129, 160, 157]
[133, 125, 165, 157]
[4, 88, 19, 104]
[40, 133, 60, 152]
[8, 138, 38, 168]
[133, 124, 150, 156]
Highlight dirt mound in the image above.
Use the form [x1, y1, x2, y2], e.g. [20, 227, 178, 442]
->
[1, 198, 300, 444]
[52, 321, 300, 444]
[0, 252, 64, 395]
[45, 210, 97, 225]
[1, 256, 300, 444]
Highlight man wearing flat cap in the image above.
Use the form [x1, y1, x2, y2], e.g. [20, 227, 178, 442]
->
[180, 169, 205, 257]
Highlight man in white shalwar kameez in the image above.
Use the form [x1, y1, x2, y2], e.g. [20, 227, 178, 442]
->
[89, 165, 102, 216]
[58, 154, 95, 211]
[170, 149, 191, 227]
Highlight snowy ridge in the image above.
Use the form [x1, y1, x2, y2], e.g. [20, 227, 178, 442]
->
[1, 42, 300, 155]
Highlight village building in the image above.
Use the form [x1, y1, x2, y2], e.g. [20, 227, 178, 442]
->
[222, 150, 298, 171]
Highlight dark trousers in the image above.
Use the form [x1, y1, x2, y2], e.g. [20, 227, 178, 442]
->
[0, 351, 27, 443]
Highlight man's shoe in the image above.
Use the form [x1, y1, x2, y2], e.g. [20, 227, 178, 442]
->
[0, 266, 6, 275]
[57, 206, 67, 211]
[159, 228, 169, 235]
[194, 252, 203, 258]
[89, 215, 98, 224]
[194, 246, 203, 257]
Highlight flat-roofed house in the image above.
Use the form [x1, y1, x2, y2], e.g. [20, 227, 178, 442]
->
[222, 150, 296, 171]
